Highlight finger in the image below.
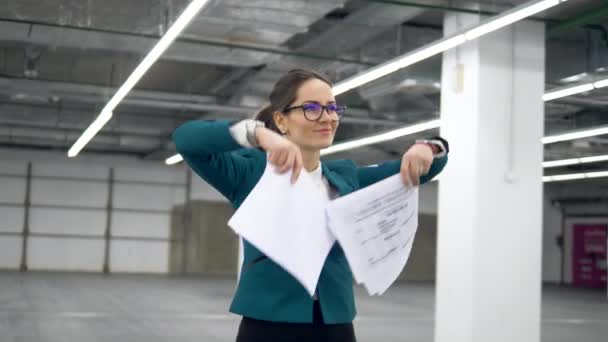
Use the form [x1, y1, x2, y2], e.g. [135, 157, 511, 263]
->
[410, 160, 421, 186]
[401, 158, 411, 187]
[291, 151, 303, 184]
[276, 149, 288, 168]
[280, 151, 295, 174]
[422, 161, 432, 175]
[275, 151, 288, 173]
[269, 151, 280, 168]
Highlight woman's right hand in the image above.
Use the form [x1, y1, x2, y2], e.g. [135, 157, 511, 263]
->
[256, 127, 303, 184]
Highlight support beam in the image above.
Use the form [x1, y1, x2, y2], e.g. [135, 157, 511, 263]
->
[103, 168, 114, 274]
[436, 13, 545, 342]
[19, 162, 32, 272]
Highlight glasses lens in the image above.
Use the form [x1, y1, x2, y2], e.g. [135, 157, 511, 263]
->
[333, 105, 346, 118]
[302, 103, 322, 120]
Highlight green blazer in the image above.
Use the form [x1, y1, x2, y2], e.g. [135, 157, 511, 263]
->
[172, 119, 448, 324]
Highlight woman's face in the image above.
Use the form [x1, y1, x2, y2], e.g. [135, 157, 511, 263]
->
[274, 78, 340, 152]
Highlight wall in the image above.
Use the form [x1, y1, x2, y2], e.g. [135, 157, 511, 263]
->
[0, 148, 201, 273]
[544, 181, 608, 284]
[169, 201, 237, 275]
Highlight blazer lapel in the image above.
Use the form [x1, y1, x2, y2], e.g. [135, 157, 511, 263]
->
[321, 163, 351, 196]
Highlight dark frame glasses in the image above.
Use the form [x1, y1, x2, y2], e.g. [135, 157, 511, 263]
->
[283, 102, 346, 121]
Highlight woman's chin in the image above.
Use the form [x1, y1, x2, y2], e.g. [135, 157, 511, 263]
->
[301, 137, 335, 151]
[317, 139, 334, 149]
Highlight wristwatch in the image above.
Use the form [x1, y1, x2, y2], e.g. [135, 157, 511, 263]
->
[415, 139, 447, 158]
[245, 120, 265, 148]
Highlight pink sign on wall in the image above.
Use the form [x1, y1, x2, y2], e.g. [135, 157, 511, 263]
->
[572, 224, 607, 288]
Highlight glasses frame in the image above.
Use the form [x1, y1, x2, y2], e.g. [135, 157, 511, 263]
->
[283, 102, 346, 122]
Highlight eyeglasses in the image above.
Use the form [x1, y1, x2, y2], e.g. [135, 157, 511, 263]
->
[283, 102, 346, 122]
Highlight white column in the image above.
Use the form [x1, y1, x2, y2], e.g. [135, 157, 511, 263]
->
[435, 12, 545, 342]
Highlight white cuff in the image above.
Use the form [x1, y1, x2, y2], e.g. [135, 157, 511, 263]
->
[229, 120, 254, 148]
[416, 139, 447, 158]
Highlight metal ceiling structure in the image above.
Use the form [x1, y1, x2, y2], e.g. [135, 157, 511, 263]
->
[0, 0, 607, 176]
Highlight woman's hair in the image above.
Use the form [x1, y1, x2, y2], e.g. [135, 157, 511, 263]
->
[254, 69, 332, 134]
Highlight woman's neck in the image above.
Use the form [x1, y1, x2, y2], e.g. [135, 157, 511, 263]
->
[300, 148, 321, 172]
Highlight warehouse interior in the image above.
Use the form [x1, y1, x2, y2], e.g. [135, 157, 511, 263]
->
[0, 0, 607, 341]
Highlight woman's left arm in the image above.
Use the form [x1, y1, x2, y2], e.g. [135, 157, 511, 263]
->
[356, 138, 449, 189]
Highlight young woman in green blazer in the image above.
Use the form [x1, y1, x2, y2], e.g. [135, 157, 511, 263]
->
[173, 69, 448, 342]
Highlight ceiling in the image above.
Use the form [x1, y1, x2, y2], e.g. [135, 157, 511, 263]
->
[1, 0, 607, 197]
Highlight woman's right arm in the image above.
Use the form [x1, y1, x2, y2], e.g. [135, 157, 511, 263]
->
[172, 119, 304, 202]
[172, 119, 260, 202]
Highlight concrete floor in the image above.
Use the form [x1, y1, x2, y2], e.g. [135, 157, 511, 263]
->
[0, 272, 606, 342]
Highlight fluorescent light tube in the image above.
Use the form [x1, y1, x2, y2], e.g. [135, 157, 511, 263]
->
[586, 170, 608, 179]
[68, 111, 112, 157]
[465, 0, 562, 40]
[332, 35, 466, 96]
[543, 76, 608, 101]
[543, 170, 608, 182]
[166, 154, 184, 165]
[68, 0, 211, 157]
[332, 0, 566, 97]
[542, 125, 608, 144]
[321, 119, 441, 156]
[543, 154, 608, 168]
[593, 78, 608, 89]
[542, 83, 595, 101]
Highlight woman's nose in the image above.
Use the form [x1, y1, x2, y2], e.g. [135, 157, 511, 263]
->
[319, 108, 337, 122]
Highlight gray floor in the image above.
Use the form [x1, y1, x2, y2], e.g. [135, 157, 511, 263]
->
[0, 272, 606, 342]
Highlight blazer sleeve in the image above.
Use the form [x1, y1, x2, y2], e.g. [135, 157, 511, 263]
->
[172, 119, 260, 202]
[356, 155, 448, 189]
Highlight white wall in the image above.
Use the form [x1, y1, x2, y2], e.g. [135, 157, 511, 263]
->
[0, 160, 26, 269]
[191, 176, 227, 202]
[0, 148, 212, 273]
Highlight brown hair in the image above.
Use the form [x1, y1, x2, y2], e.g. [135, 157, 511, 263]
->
[254, 69, 332, 134]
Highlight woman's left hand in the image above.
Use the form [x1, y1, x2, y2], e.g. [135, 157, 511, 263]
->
[401, 143, 434, 187]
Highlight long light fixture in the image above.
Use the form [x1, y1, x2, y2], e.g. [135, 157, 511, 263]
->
[68, 0, 212, 158]
[542, 125, 608, 144]
[543, 170, 608, 182]
[594, 78, 608, 88]
[543, 76, 608, 102]
[320, 119, 441, 156]
[332, 0, 567, 96]
[543, 154, 608, 168]
[166, 154, 184, 165]
[332, 36, 466, 96]
[465, 0, 563, 40]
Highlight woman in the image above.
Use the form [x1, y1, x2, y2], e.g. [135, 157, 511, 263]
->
[172, 69, 448, 342]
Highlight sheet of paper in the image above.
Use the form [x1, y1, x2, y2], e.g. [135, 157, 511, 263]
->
[326, 174, 419, 295]
[228, 162, 335, 296]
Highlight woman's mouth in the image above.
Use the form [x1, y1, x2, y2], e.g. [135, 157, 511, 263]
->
[314, 128, 332, 135]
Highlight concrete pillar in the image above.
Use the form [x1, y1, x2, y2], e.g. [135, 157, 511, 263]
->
[435, 12, 545, 342]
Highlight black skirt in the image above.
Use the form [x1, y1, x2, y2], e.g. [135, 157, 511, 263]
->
[235, 300, 356, 342]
